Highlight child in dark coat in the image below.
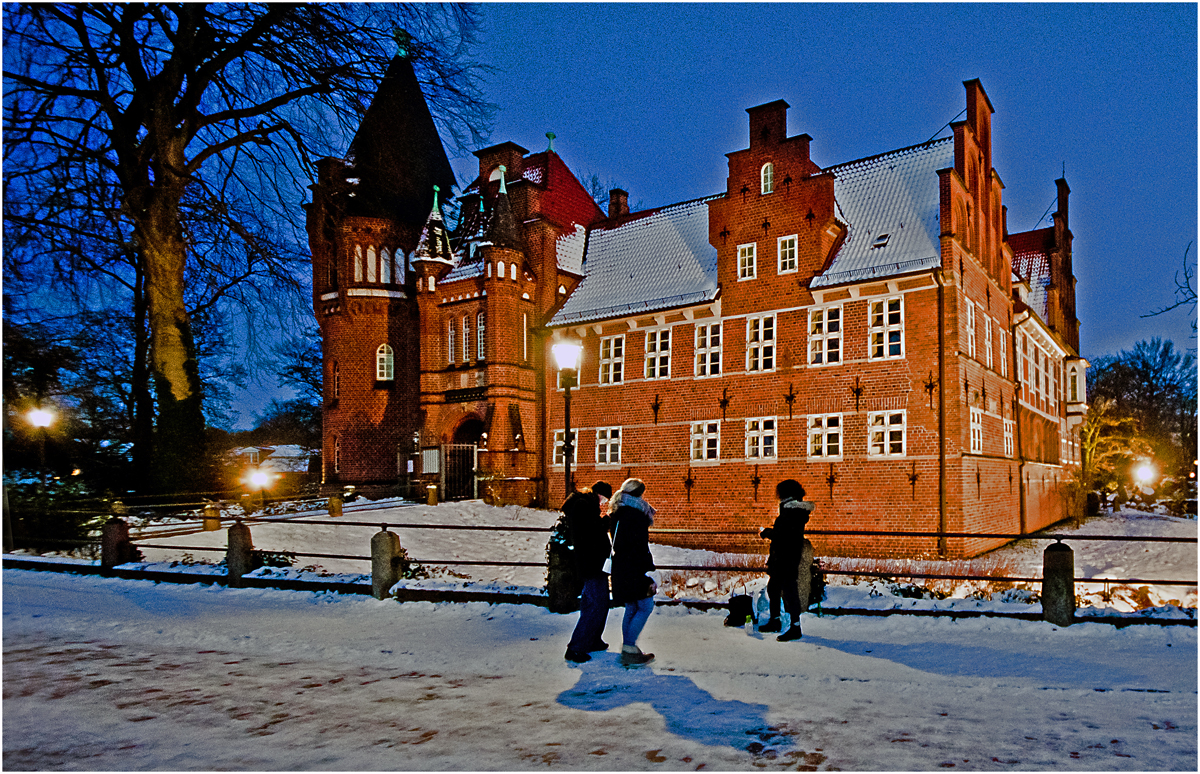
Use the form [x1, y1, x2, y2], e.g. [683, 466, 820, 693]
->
[758, 479, 814, 641]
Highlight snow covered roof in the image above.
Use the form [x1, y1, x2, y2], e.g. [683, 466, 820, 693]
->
[811, 138, 953, 288]
[549, 196, 721, 326]
[1010, 228, 1054, 322]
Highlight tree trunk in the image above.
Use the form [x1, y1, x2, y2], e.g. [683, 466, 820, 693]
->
[130, 264, 155, 492]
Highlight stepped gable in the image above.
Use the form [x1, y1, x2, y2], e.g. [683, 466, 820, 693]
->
[550, 195, 721, 326]
[346, 55, 456, 230]
[811, 138, 953, 288]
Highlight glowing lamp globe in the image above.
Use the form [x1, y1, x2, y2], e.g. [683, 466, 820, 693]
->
[248, 469, 271, 489]
[27, 408, 54, 428]
[551, 341, 582, 372]
[1133, 464, 1155, 485]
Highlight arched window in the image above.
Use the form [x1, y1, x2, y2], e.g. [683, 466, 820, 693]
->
[393, 249, 405, 285]
[380, 248, 391, 284]
[510, 263, 517, 281]
[761, 163, 774, 194]
[376, 344, 394, 381]
[497, 260, 505, 278]
[354, 245, 363, 282]
[366, 246, 377, 283]
[477, 312, 486, 360]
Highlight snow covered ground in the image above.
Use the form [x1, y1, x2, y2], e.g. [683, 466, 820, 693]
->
[3, 504, 1196, 770]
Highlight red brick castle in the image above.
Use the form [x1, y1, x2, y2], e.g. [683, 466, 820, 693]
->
[307, 58, 1086, 559]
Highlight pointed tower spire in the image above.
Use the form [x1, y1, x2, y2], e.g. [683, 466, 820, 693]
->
[412, 185, 456, 265]
[487, 166, 521, 250]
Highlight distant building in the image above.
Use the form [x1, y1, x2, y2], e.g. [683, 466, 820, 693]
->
[226, 445, 317, 496]
[307, 61, 1085, 559]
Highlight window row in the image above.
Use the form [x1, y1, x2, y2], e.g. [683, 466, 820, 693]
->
[568, 299, 906, 385]
[552, 410, 910, 464]
[965, 301, 1009, 378]
[352, 245, 406, 285]
[736, 234, 801, 280]
[447, 313, 487, 364]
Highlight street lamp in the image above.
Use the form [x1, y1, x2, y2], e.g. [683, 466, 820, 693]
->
[248, 468, 272, 512]
[551, 340, 583, 496]
[26, 407, 55, 497]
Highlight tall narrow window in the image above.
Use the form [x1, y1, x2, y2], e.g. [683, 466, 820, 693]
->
[366, 246, 377, 283]
[393, 248, 405, 285]
[777, 234, 798, 274]
[747, 314, 775, 371]
[354, 245, 363, 282]
[985, 316, 994, 368]
[376, 344, 394, 381]
[477, 313, 486, 360]
[380, 247, 392, 284]
[761, 162, 774, 194]
[599, 335, 624, 384]
[522, 313, 528, 361]
[695, 322, 722, 377]
[869, 297, 904, 359]
[332, 362, 340, 399]
[690, 421, 720, 461]
[868, 411, 906, 457]
[970, 408, 983, 453]
[745, 417, 777, 460]
[644, 329, 671, 379]
[1003, 419, 1015, 457]
[967, 302, 977, 358]
[333, 436, 340, 473]
[596, 427, 622, 465]
[1069, 369, 1078, 402]
[447, 321, 456, 365]
[808, 414, 842, 458]
[462, 316, 470, 361]
[809, 306, 842, 365]
[999, 330, 1008, 377]
[738, 243, 757, 280]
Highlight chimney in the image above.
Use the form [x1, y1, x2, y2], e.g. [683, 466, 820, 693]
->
[608, 189, 629, 218]
[747, 99, 789, 149]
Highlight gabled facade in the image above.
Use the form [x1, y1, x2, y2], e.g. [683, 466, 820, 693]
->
[309, 76, 1086, 559]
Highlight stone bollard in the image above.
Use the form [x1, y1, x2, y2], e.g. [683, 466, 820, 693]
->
[795, 539, 816, 611]
[371, 526, 402, 600]
[202, 504, 221, 531]
[100, 518, 136, 569]
[226, 520, 254, 588]
[426, 484, 438, 506]
[328, 493, 343, 518]
[1042, 541, 1075, 626]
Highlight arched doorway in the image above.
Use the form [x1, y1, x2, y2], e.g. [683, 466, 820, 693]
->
[444, 416, 484, 501]
[453, 417, 485, 445]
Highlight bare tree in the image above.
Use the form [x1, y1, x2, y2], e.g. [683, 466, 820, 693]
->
[3, 3, 495, 491]
[1141, 241, 1197, 342]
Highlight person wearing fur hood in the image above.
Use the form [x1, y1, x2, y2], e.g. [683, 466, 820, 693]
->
[758, 479, 814, 641]
[608, 478, 658, 666]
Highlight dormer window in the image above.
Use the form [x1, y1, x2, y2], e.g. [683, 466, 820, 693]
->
[761, 162, 775, 194]
[872, 234, 891, 249]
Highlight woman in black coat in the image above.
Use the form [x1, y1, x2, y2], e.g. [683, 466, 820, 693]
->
[608, 478, 657, 666]
[758, 479, 813, 641]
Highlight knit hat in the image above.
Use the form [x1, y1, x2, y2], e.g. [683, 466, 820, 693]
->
[618, 478, 646, 498]
[590, 481, 613, 500]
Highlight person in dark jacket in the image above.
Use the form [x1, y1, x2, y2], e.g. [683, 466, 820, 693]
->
[563, 481, 614, 663]
[608, 478, 657, 666]
[758, 479, 814, 641]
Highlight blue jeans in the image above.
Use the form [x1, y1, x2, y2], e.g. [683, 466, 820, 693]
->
[567, 575, 610, 652]
[621, 596, 655, 648]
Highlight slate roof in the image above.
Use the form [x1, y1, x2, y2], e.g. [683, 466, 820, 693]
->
[811, 137, 953, 288]
[549, 196, 721, 326]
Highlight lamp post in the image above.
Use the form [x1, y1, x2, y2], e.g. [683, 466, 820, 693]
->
[551, 340, 583, 497]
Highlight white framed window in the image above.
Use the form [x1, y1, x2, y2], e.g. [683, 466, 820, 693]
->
[366, 246, 377, 283]
[694, 322, 722, 377]
[690, 420, 720, 461]
[1050, 359, 1059, 414]
[967, 302, 977, 359]
[777, 234, 798, 274]
[999, 329, 1008, 377]
[738, 243, 757, 280]
[745, 417, 777, 460]
[985, 316, 994, 368]
[476, 313, 486, 360]
[808, 414, 842, 458]
[552, 430, 576, 466]
[596, 427, 622, 465]
[447, 321, 456, 365]
[462, 317, 471, 361]
[761, 162, 774, 194]
[380, 247, 391, 284]
[808, 305, 842, 365]
[1003, 419, 1015, 457]
[868, 410, 906, 457]
[869, 297, 904, 360]
[354, 245, 363, 282]
[970, 407, 983, 454]
[746, 314, 775, 372]
[1069, 367, 1079, 403]
[1033, 346, 1043, 405]
[644, 329, 671, 379]
[376, 344, 394, 381]
[599, 335, 624, 384]
[333, 436, 340, 473]
[511, 263, 517, 281]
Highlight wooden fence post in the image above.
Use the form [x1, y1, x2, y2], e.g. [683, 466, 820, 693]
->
[226, 520, 254, 588]
[371, 526, 402, 600]
[1042, 541, 1075, 626]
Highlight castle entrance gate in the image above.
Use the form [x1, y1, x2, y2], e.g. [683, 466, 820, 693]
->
[442, 444, 478, 501]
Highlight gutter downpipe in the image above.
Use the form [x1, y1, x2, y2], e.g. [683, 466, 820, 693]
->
[934, 269, 948, 558]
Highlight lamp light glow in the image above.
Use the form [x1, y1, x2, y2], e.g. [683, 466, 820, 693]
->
[1133, 463, 1155, 485]
[551, 340, 582, 372]
[248, 469, 272, 489]
[27, 408, 54, 428]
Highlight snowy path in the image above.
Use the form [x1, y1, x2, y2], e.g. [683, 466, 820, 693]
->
[3, 570, 1195, 771]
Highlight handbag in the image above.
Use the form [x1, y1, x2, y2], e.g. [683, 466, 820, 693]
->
[601, 522, 618, 574]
